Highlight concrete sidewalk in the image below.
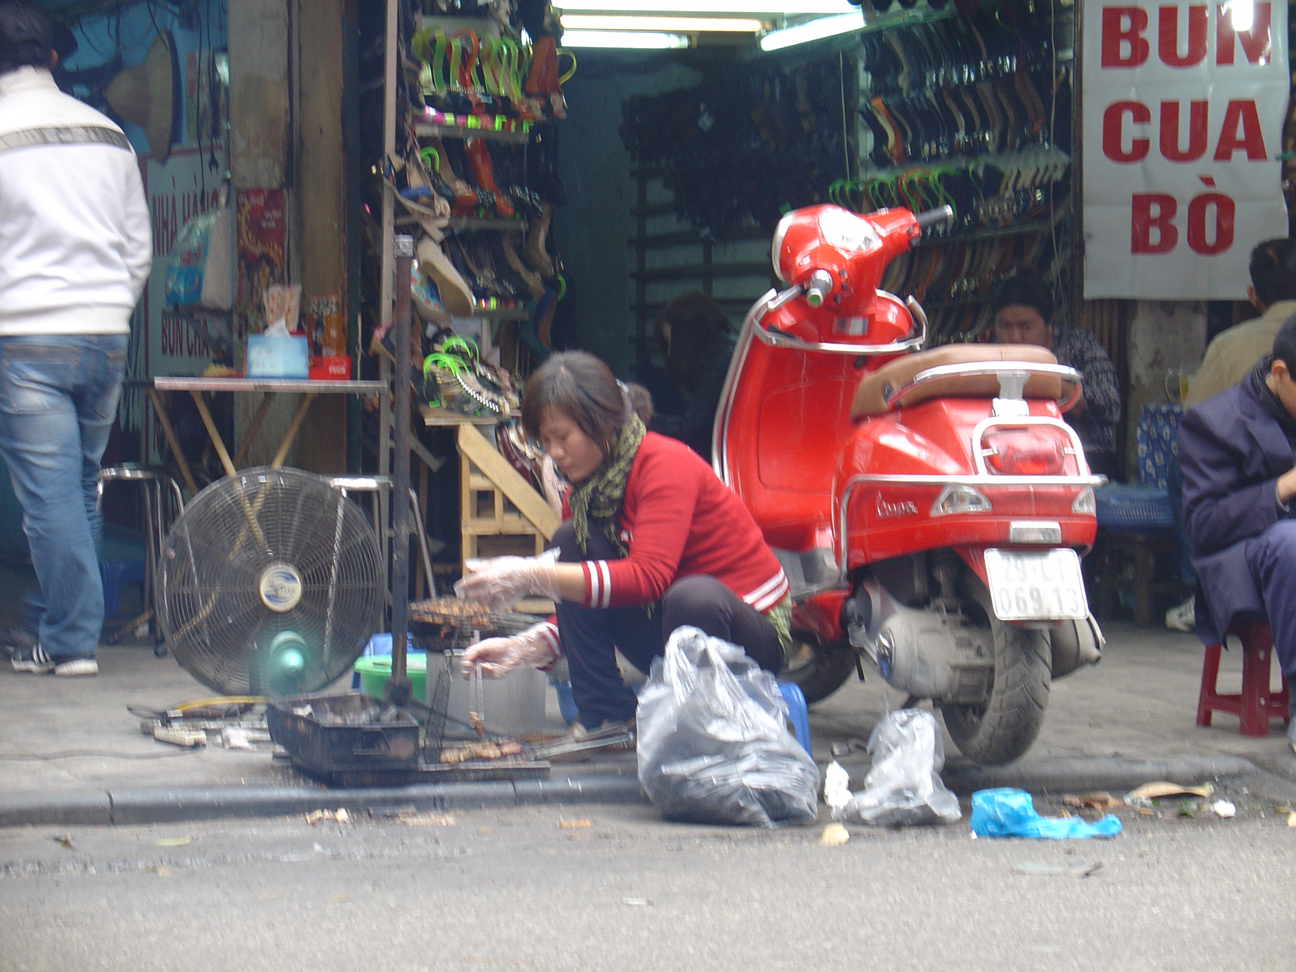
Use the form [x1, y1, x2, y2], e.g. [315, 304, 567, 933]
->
[1, 620, 1294, 826]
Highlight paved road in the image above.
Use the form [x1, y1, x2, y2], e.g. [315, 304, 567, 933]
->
[2, 794, 1294, 972]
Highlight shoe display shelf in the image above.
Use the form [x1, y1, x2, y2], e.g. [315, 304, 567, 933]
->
[849, 2, 1076, 346]
[414, 114, 533, 145]
[619, 3, 1077, 369]
[371, 1, 567, 617]
[405, 108, 557, 375]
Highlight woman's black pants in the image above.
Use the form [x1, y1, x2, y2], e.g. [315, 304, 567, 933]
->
[550, 521, 783, 728]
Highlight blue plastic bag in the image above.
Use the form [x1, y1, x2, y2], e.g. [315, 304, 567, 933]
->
[970, 787, 1122, 839]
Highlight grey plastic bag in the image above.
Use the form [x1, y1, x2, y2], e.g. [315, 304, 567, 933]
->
[636, 626, 821, 827]
[824, 708, 961, 826]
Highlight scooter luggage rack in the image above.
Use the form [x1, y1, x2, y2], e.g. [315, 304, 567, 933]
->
[967, 415, 1107, 481]
[880, 361, 1085, 412]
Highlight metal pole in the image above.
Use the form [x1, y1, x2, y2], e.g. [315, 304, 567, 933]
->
[386, 233, 415, 705]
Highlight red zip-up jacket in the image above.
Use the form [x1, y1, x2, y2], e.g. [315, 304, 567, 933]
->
[564, 432, 788, 611]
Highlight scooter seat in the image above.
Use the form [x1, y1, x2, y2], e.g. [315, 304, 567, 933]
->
[851, 344, 1062, 419]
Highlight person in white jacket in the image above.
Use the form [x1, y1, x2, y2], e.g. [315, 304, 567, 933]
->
[0, 2, 151, 676]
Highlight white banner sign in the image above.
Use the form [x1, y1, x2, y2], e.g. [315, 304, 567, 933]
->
[1082, 0, 1289, 299]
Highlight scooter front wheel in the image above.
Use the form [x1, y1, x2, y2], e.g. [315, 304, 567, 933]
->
[940, 575, 1051, 766]
[781, 631, 856, 705]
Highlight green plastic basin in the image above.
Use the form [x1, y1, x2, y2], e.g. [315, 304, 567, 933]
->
[353, 652, 426, 700]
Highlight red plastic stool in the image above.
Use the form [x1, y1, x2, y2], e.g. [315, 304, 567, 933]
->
[1196, 619, 1290, 737]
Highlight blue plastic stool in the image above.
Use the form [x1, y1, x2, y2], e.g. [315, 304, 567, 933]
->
[550, 677, 578, 725]
[99, 558, 145, 619]
[777, 681, 812, 754]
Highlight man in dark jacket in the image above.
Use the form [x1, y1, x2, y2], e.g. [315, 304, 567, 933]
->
[1179, 313, 1296, 751]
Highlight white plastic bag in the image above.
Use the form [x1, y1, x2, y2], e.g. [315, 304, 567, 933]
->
[823, 708, 961, 826]
[163, 205, 233, 312]
[636, 626, 821, 827]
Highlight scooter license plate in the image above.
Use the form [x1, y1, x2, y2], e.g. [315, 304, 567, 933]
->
[983, 548, 1088, 621]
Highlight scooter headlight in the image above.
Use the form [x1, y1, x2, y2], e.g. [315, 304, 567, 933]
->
[817, 207, 879, 253]
[931, 484, 991, 516]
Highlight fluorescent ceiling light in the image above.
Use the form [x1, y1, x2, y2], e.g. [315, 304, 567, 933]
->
[561, 14, 765, 31]
[759, 11, 862, 50]
[561, 29, 691, 48]
[556, 0, 857, 13]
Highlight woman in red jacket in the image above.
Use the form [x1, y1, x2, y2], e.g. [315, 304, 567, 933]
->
[458, 350, 790, 732]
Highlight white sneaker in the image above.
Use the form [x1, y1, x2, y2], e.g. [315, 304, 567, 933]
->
[1165, 595, 1195, 632]
[54, 657, 98, 677]
[12, 643, 97, 676]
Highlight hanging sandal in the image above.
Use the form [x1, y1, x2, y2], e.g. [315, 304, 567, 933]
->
[411, 266, 451, 326]
[423, 138, 478, 215]
[465, 137, 515, 218]
[524, 202, 556, 280]
[416, 235, 475, 318]
[500, 234, 545, 300]
[523, 34, 567, 121]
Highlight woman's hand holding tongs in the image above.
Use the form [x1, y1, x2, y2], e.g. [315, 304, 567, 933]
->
[461, 621, 561, 679]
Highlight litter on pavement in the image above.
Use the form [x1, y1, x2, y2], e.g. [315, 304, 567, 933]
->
[970, 788, 1122, 839]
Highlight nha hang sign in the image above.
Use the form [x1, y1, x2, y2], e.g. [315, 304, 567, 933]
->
[1082, 0, 1288, 299]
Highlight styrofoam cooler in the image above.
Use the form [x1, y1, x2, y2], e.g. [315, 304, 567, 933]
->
[433, 649, 547, 740]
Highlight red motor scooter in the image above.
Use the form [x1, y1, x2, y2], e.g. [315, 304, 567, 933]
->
[714, 204, 1104, 765]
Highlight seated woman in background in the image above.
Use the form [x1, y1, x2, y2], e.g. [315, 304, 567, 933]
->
[991, 272, 1122, 479]
[456, 350, 791, 734]
[649, 292, 738, 465]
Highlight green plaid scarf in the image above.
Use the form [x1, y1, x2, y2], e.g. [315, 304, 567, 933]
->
[568, 413, 646, 557]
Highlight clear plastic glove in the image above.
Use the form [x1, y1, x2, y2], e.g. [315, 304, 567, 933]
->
[453, 549, 560, 609]
[461, 621, 560, 678]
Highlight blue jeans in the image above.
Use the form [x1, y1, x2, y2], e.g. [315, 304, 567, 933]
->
[0, 334, 127, 661]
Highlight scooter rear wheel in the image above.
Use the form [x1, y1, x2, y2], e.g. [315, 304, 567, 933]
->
[940, 575, 1051, 766]
[781, 632, 856, 705]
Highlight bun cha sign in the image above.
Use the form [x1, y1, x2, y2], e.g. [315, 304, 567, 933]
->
[1082, 0, 1288, 299]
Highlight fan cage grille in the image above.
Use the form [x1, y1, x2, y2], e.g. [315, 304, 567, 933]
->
[159, 467, 384, 696]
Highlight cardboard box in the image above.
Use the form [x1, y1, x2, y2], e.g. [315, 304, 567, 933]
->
[308, 355, 351, 381]
[247, 334, 309, 378]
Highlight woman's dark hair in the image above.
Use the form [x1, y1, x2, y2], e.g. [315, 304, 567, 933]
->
[520, 350, 652, 458]
[655, 291, 731, 388]
[0, 2, 52, 75]
[1249, 238, 1296, 309]
[990, 272, 1054, 324]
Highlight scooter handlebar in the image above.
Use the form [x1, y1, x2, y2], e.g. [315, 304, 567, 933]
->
[804, 269, 834, 309]
[914, 205, 955, 232]
[767, 284, 804, 312]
